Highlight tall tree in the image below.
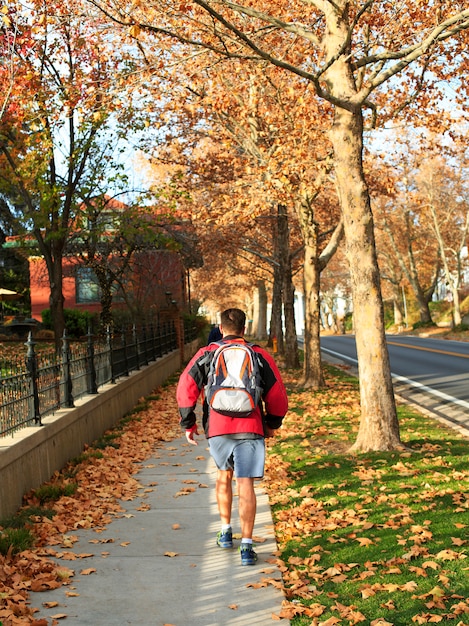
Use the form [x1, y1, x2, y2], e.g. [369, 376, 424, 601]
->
[415, 151, 469, 327]
[136, 52, 342, 378]
[0, 0, 152, 345]
[90, 0, 469, 449]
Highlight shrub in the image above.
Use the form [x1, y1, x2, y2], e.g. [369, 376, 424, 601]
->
[41, 308, 96, 338]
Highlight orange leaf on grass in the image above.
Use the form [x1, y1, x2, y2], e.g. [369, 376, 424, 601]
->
[356, 537, 374, 547]
[319, 617, 341, 625]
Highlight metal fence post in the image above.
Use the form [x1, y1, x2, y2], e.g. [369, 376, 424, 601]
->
[62, 331, 74, 408]
[86, 324, 98, 394]
[25, 332, 41, 425]
[107, 325, 116, 384]
[142, 323, 149, 366]
[122, 327, 129, 376]
[133, 324, 140, 371]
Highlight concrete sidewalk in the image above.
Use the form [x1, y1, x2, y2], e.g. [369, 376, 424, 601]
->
[32, 436, 288, 625]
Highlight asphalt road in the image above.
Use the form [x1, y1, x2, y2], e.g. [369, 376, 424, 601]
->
[319, 334, 469, 435]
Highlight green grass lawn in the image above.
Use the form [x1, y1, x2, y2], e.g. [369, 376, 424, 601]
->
[266, 365, 469, 626]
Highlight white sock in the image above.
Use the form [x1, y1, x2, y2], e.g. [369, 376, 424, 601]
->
[221, 524, 231, 532]
[241, 538, 252, 544]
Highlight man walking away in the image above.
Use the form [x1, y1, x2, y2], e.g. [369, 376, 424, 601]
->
[176, 307, 288, 565]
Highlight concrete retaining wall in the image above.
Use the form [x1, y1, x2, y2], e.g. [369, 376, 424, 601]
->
[0, 340, 200, 519]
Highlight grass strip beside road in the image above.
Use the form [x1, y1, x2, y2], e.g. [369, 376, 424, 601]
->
[264, 364, 469, 625]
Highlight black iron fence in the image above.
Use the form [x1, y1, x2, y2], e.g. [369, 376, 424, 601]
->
[1, 320, 198, 437]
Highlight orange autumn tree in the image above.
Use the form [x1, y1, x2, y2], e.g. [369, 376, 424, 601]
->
[414, 140, 469, 327]
[0, 0, 157, 345]
[140, 131, 292, 344]
[135, 50, 343, 378]
[86, 0, 469, 451]
[372, 145, 440, 327]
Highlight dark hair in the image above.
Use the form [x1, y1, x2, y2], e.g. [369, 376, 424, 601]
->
[220, 308, 246, 335]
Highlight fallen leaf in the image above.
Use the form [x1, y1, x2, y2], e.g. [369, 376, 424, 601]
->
[356, 537, 374, 547]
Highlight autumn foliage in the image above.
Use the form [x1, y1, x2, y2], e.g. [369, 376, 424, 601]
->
[1, 359, 468, 625]
[263, 366, 469, 625]
[0, 383, 182, 625]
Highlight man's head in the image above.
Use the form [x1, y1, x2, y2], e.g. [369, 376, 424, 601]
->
[220, 308, 246, 337]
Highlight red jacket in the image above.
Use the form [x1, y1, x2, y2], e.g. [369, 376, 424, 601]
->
[176, 337, 288, 438]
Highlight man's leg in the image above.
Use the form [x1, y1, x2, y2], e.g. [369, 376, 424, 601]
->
[216, 468, 234, 526]
[236, 477, 256, 539]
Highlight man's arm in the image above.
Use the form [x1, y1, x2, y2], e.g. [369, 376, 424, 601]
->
[256, 349, 289, 430]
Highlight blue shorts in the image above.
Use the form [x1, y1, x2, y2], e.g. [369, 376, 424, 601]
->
[208, 436, 265, 478]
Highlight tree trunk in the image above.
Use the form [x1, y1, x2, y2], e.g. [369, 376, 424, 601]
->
[253, 279, 268, 340]
[269, 264, 283, 352]
[303, 234, 325, 388]
[330, 105, 401, 451]
[393, 298, 404, 327]
[411, 273, 434, 324]
[278, 204, 300, 368]
[452, 288, 462, 328]
[269, 209, 284, 353]
[44, 248, 65, 351]
[383, 220, 434, 325]
[94, 265, 114, 332]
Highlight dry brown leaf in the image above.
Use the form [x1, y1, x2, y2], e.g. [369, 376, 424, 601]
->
[319, 617, 341, 625]
[356, 537, 374, 547]
[80, 568, 96, 575]
[451, 537, 466, 546]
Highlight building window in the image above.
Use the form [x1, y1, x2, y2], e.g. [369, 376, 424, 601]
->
[76, 267, 101, 303]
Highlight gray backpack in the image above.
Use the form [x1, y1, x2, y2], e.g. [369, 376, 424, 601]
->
[204, 342, 263, 417]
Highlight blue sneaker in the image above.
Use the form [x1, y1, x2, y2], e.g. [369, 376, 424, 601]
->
[216, 528, 233, 548]
[239, 542, 257, 565]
